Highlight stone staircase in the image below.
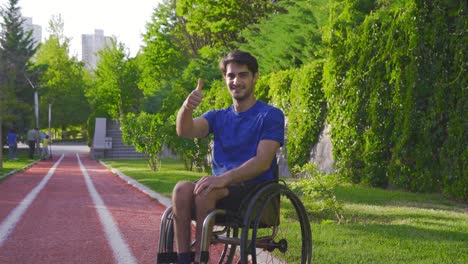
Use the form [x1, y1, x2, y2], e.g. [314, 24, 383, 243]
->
[103, 121, 145, 159]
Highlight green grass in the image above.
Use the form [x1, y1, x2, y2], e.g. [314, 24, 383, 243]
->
[0, 149, 38, 182]
[103, 158, 468, 263]
[313, 185, 468, 263]
[102, 158, 205, 197]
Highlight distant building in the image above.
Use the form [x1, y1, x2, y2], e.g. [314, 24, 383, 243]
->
[82, 29, 112, 71]
[22, 17, 42, 46]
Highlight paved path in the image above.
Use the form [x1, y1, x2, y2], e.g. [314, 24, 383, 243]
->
[0, 153, 167, 264]
[17, 141, 90, 155]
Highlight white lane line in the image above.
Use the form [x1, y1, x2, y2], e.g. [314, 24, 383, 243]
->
[77, 154, 138, 264]
[0, 154, 65, 248]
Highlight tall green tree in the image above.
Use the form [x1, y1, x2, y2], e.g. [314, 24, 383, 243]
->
[0, 0, 38, 167]
[34, 15, 90, 136]
[140, 0, 187, 107]
[86, 39, 142, 120]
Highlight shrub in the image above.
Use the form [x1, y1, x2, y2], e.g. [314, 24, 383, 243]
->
[290, 163, 344, 223]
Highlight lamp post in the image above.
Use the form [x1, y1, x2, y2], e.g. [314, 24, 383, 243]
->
[48, 103, 52, 157]
[25, 75, 39, 130]
[24, 73, 40, 156]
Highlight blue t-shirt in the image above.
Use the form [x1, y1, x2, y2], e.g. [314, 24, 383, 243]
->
[202, 100, 285, 183]
[7, 132, 17, 146]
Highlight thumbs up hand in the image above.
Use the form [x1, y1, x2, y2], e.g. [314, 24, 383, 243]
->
[183, 79, 204, 111]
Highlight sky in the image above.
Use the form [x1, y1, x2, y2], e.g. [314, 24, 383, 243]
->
[0, 0, 160, 58]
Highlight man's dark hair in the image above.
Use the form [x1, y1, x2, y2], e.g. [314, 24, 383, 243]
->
[219, 51, 258, 75]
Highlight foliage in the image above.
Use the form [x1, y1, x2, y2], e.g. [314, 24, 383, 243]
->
[290, 163, 344, 223]
[0, 0, 39, 133]
[240, 0, 324, 73]
[121, 112, 169, 171]
[34, 15, 90, 132]
[140, 0, 187, 98]
[0, 0, 39, 168]
[324, 0, 466, 199]
[175, 0, 281, 53]
[287, 60, 327, 169]
[163, 113, 211, 172]
[86, 39, 142, 120]
[256, 63, 327, 171]
[254, 75, 271, 103]
[267, 69, 293, 112]
[165, 46, 226, 116]
[200, 79, 231, 111]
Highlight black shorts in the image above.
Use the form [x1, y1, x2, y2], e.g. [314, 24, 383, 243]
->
[216, 182, 259, 212]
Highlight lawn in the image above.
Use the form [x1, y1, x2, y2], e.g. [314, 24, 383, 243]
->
[102, 158, 204, 197]
[103, 158, 468, 263]
[313, 185, 467, 263]
[0, 149, 38, 182]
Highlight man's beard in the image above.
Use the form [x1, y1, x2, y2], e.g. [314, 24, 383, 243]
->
[231, 86, 253, 101]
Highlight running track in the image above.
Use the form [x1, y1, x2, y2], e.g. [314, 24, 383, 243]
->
[0, 154, 167, 264]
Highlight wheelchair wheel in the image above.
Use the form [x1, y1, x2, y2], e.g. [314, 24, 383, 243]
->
[210, 225, 240, 264]
[158, 207, 240, 264]
[240, 183, 312, 264]
[157, 208, 177, 264]
[164, 216, 175, 252]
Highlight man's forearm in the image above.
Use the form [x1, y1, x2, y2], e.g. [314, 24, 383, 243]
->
[176, 106, 194, 138]
[221, 140, 280, 186]
[222, 156, 273, 185]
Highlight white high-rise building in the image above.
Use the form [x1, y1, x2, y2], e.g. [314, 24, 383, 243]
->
[82, 29, 112, 71]
[22, 17, 42, 46]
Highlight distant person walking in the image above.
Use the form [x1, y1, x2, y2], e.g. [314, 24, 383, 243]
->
[7, 128, 18, 160]
[27, 128, 40, 159]
[42, 135, 50, 159]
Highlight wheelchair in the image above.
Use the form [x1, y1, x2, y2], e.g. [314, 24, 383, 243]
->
[156, 173, 312, 264]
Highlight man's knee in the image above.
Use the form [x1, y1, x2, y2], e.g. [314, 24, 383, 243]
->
[172, 181, 195, 205]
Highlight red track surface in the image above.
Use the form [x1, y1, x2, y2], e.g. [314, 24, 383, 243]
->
[0, 154, 167, 264]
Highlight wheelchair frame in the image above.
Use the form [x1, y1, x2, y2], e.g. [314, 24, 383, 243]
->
[157, 180, 312, 264]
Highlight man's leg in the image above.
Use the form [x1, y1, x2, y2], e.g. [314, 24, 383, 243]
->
[172, 181, 196, 264]
[8, 145, 13, 159]
[28, 141, 35, 158]
[13, 145, 18, 159]
[194, 188, 229, 263]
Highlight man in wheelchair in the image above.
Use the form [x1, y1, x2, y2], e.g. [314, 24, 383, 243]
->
[173, 50, 285, 264]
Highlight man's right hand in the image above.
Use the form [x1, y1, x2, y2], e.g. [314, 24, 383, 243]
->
[183, 79, 204, 111]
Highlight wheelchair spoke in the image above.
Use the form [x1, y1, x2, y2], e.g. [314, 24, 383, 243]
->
[241, 183, 312, 264]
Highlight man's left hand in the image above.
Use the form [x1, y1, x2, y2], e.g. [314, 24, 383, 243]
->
[194, 176, 227, 195]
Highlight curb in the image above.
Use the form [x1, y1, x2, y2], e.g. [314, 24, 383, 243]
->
[98, 160, 172, 208]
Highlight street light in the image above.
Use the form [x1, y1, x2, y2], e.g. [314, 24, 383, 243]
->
[24, 74, 39, 130]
